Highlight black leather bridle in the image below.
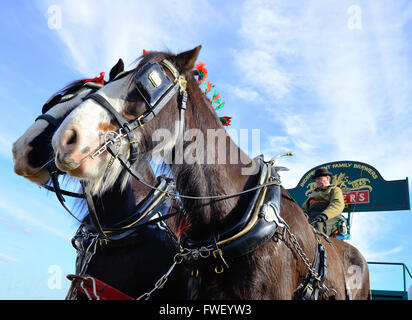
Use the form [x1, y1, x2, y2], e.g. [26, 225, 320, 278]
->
[86, 58, 188, 167]
[35, 83, 104, 224]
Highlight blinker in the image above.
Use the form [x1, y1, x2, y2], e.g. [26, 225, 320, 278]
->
[134, 62, 174, 108]
[42, 92, 63, 114]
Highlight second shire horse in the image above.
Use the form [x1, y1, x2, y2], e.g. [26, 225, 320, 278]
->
[12, 59, 187, 300]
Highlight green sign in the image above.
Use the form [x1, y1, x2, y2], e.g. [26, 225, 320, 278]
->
[287, 161, 410, 212]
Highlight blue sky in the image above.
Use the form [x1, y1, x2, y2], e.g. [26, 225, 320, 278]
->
[1, 0, 411, 299]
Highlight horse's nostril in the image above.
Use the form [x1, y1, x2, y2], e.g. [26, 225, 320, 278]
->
[61, 129, 78, 152]
[66, 130, 77, 145]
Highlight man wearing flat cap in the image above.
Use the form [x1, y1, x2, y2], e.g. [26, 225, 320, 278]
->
[302, 167, 345, 236]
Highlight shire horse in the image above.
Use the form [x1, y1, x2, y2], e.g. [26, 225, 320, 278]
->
[12, 59, 187, 300]
[51, 46, 370, 299]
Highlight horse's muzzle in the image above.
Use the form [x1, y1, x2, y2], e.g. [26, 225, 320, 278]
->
[55, 151, 81, 172]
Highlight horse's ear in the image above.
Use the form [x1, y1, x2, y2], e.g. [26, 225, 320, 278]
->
[175, 45, 202, 72]
[109, 58, 125, 81]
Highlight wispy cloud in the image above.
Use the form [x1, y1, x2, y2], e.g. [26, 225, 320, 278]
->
[235, 0, 412, 261]
[228, 85, 261, 102]
[38, 0, 218, 76]
[0, 253, 19, 264]
[366, 246, 404, 261]
[0, 197, 71, 243]
[235, 0, 412, 181]
[0, 216, 33, 235]
[349, 212, 404, 261]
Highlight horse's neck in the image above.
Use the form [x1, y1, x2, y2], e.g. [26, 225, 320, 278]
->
[130, 159, 157, 204]
[170, 77, 258, 238]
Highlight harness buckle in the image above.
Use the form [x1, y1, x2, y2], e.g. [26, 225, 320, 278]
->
[212, 248, 223, 259]
[302, 283, 314, 300]
[177, 75, 187, 94]
[137, 114, 144, 127]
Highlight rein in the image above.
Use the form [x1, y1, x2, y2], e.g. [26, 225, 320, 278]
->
[42, 184, 84, 198]
[112, 146, 285, 200]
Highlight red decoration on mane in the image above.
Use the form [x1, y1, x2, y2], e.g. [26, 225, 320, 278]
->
[195, 61, 208, 84]
[197, 62, 232, 126]
[84, 72, 105, 85]
[143, 49, 149, 55]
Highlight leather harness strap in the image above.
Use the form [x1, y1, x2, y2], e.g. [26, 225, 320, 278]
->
[87, 93, 140, 166]
[300, 239, 328, 300]
[42, 184, 84, 198]
[84, 189, 108, 239]
[35, 114, 61, 128]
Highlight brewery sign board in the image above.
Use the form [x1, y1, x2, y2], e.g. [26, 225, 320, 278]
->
[287, 161, 410, 212]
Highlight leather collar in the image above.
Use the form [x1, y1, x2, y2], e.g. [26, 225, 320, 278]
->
[72, 177, 178, 251]
[179, 157, 285, 271]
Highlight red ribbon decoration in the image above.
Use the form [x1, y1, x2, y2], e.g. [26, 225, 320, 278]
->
[84, 72, 105, 85]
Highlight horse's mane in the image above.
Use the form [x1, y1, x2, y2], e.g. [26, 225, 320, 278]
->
[125, 50, 231, 233]
[58, 79, 87, 96]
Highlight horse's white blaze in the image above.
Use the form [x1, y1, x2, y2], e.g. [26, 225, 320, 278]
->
[12, 88, 94, 185]
[52, 76, 133, 196]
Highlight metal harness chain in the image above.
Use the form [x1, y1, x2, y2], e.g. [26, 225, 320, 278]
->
[136, 259, 179, 300]
[136, 224, 339, 300]
[136, 246, 214, 300]
[283, 225, 321, 281]
[279, 223, 337, 298]
[66, 234, 99, 300]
